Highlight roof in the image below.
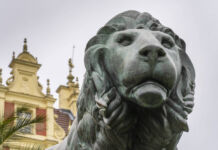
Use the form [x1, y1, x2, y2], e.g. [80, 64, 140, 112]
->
[54, 109, 74, 135]
[17, 51, 37, 64]
[9, 38, 41, 69]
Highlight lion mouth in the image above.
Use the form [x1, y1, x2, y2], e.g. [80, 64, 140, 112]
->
[131, 80, 168, 108]
[133, 80, 168, 93]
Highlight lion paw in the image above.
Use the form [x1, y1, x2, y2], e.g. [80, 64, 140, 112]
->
[95, 87, 135, 134]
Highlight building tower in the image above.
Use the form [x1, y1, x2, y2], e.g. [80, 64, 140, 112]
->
[56, 57, 80, 117]
[0, 39, 59, 149]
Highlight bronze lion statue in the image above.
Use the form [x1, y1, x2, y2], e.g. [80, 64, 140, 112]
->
[49, 10, 195, 150]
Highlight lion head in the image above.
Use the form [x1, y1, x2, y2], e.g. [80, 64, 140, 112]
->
[53, 10, 196, 150]
[83, 10, 195, 109]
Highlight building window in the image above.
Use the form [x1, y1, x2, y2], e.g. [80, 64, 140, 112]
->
[17, 111, 32, 134]
[3, 146, 10, 150]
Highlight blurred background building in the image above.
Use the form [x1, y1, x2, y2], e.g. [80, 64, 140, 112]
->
[0, 39, 79, 150]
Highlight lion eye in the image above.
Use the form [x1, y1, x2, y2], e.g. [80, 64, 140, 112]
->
[161, 38, 174, 49]
[116, 34, 134, 46]
[149, 23, 158, 31]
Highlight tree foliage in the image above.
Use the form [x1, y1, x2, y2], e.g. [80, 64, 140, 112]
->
[0, 107, 45, 149]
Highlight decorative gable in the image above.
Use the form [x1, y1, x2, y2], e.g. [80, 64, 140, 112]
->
[6, 39, 44, 97]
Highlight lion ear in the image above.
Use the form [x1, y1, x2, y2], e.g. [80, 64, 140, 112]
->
[84, 44, 112, 98]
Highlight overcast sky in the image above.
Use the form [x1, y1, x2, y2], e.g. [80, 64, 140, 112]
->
[0, 0, 218, 149]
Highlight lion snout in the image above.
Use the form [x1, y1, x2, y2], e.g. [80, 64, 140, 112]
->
[139, 44, 166, 65]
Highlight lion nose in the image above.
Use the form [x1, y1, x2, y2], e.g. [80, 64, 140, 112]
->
[139, 45, 166, 61]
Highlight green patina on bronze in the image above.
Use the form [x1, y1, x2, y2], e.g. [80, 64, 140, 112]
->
[48, 10, 195, 150]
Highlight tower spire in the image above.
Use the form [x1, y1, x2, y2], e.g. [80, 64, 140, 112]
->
[0, 69, 2, 85]
[23, 38, 28, 52]
[72, 45, 75, 64]
[46, 79, 51, 96]
[67, 58, 74, 84]
[12, 51, 15, 59]
[76, 76, 79, 88]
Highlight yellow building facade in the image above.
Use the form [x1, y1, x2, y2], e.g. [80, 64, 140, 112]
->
[0, 39, 79, 150]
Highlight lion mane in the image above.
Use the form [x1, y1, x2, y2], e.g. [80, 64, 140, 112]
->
[50, 10, 195, 150]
